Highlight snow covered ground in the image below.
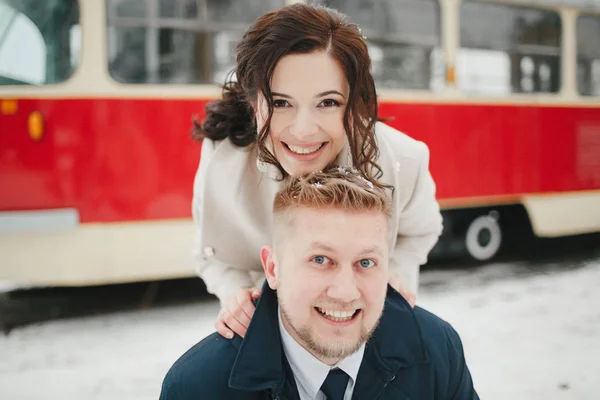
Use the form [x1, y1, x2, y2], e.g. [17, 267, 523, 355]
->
[1, 258, 599, 400]
[418, 260, 600, 400]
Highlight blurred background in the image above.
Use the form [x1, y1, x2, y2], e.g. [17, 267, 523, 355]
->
[1, 0, 599, 399]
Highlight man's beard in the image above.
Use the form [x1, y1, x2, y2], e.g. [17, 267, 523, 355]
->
[280, 299, 382, 360]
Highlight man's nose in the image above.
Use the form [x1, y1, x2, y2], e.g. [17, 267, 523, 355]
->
[327, 266, 360, 303]
[289, 107, 318, 139]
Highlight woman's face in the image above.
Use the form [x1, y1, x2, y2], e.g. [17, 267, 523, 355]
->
[255, 51, 349, 177]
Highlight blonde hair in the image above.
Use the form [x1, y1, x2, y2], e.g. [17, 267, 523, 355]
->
[273, 165, 392, 220]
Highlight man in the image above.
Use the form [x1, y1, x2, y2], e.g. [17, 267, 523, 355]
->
[160, 166, 478, 399]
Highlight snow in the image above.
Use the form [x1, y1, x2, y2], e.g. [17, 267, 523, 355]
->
[1, 260, 599, 400]
[419, 261, 600, 399]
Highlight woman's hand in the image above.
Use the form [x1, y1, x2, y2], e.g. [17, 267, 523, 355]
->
[215, 287, 262, 339]
[388, 276, 416, 308]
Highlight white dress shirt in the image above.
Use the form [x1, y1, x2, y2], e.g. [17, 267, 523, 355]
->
[278, 307, 365, 400]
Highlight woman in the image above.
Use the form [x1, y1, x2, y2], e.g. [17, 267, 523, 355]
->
[192, 3, 443, 339]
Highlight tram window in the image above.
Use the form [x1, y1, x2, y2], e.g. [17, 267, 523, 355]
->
[311, 0, 443, 91]
[458, 1, 561, 96]
[158, 0, 196, 19]
[106, 0, 284, 85]
[113, 0, 147, 18]
[577, 15, 600, 97]
[0, 0, 79, 86]
[457, 48, 511, 96]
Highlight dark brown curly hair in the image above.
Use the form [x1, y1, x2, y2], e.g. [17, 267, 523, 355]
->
[192, 3, 384, 183]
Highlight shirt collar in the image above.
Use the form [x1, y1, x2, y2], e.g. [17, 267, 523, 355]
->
[278, 306, 365, 399]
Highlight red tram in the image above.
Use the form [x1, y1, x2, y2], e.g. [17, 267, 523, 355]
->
[1, 0, 599, 286]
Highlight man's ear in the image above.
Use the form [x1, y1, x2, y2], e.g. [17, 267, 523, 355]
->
[260, 246, 278, 290]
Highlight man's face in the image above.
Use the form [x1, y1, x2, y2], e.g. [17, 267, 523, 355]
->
[262, 207, 389, 364]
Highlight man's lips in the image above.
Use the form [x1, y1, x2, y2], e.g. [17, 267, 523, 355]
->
[315, 306, 361, 323]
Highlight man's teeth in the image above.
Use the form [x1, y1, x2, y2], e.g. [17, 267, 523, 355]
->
[287, 143, 323, 154]
[316, 307, 357, 322]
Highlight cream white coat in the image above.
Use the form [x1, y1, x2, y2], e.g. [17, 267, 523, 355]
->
[192, 122, 443, 305]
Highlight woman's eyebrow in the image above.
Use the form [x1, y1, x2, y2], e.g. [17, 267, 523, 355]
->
[316, 90, 345, 98]
[271, 90, 346, 99]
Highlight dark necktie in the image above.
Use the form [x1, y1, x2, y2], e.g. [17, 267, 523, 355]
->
[320, 368, 350, 400]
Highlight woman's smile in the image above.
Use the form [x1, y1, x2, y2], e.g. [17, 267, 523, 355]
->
[281, 141, 329, 161]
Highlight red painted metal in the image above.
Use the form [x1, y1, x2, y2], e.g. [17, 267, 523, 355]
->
[0, 98, 203, 222]
[1, 98, 599, 223]
[379, 102, 600, 198]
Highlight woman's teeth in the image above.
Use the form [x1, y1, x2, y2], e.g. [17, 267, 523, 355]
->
[316, 307, 358, 322]
[286, 143, 324, 155]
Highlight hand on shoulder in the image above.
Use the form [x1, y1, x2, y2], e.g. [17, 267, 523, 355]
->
[215, 287, 262, 339]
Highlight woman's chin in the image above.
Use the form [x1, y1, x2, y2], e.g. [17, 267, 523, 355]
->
[283, 160, 330, 177]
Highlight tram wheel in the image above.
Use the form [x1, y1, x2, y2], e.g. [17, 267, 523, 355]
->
[465, 212, 502, 261]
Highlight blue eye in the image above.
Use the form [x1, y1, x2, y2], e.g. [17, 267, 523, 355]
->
[312, 255, 329, 265]
[359, 259, 375, 269]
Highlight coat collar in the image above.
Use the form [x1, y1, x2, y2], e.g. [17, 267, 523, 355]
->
[228, 281, 429, 396]
[334, 137, 353, 167]
[228, 280, 288, 394]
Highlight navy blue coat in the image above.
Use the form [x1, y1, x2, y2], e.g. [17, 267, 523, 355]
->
[160, 283, 479, 399]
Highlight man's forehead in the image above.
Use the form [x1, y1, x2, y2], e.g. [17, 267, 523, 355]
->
[306, 240, 386, 256]
[287, 209, 387, 244]
[290, 206, 386, 222]
[294, 208, 386, 231]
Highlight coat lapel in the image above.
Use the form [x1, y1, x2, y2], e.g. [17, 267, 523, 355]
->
[336, 124, 401, 254]
[373, 123, 401, 252]
[352, 285, 429, 400]
[228, 281, 299, 399]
